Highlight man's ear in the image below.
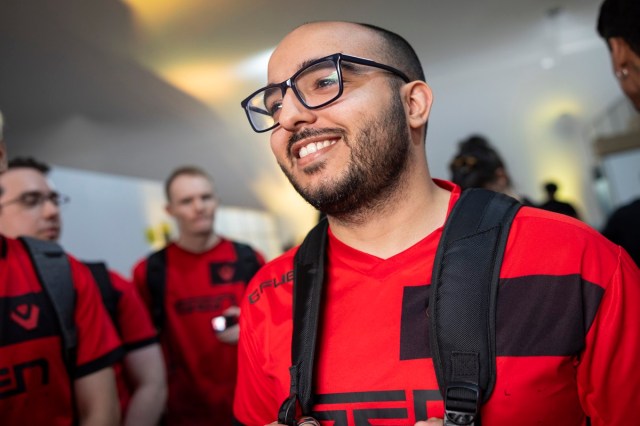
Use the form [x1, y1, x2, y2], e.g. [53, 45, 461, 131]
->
[609, 37, 630, 73]
[165, 203, 173, 218]
[403, 81, 433, 132]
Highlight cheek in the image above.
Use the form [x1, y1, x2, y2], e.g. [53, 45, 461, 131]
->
[270, 132, 288, 159]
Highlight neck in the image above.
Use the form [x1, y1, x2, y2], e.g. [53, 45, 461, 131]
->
[176, 231, 220, 253]
[328, 160, 451, 259]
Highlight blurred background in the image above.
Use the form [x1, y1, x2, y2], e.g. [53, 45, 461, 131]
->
[1, 0, 638, 275]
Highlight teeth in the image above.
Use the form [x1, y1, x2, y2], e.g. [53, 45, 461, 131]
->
[299, 140, 336, 158]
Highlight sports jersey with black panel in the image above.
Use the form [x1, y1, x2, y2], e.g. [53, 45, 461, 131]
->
[0, 236, 123, 425]
[133, 237, 265, 426]
[233, 180, 640, 426]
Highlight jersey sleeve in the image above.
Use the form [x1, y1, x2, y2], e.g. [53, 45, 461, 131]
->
[69, 257, 124, 378]
[233, 274, 283, 425]
[577, 247, 640, 424]
[109, 270, 158, 351]
[131, 258, 152, 312]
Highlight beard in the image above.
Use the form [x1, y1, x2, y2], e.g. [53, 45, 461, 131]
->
[279, 91, 411, 221]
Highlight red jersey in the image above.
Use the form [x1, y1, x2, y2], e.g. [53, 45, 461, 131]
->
[0, 236, 123, 425]
[132, 238, 265, 425]
[234, 181, 640, 426]
[107, 270, 158, 413]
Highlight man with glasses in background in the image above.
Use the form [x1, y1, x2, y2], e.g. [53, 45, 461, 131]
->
[233, 22, 640, 426]
[0, 112, 123, 425]
[0, 156, 167, 426]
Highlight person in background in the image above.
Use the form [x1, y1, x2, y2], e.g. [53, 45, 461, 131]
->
[233, 21, 640, 426]
[0, 111, 122, 425]
[597, 0, 640, 112]
[449, 134, 533, 204]
[0, 156, 167, 426]
[597, 0, 640, 267]
[538, 181, 581, 219]
[132, 166, 265, 425]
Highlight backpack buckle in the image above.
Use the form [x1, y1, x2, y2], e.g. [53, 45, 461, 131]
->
[444, 382, 481, 426]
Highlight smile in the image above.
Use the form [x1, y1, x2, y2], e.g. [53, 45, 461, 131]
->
[298, 140, 337, 159]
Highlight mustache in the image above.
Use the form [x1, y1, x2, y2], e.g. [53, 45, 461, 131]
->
[288, 128, 346, 152]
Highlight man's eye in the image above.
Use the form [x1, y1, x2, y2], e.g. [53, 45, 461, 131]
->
[314, 74, 338, 90]
[21, 194, 42, 207]
[267, 101, 282, 117]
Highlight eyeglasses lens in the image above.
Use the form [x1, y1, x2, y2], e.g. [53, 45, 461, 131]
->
[246, 58, 342, 132]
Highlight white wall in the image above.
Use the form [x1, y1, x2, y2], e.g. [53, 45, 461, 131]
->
[51, 166, 283, 278]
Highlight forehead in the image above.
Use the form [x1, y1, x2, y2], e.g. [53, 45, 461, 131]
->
[169, 173, 214, 197]
[268, 22, 382, 83]
[0, 168, 50, 193]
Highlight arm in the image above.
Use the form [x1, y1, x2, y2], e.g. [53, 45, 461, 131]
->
[74, 367, 120, 426]
[122, 343, 167, 426]
[577, 248, 640, 424]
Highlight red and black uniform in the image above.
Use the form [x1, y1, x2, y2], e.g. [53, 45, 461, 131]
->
[107, 270, 158, 412]
[234, 180, 640, 426]
[132, 238, 265, 425]
[0, 236, 123, 425]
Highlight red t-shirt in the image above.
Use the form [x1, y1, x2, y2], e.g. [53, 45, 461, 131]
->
[132, 238, 265, 425]
[234, 181, 640, 426]
[107, 270, 158, 413]
[0, 236, 123, 425]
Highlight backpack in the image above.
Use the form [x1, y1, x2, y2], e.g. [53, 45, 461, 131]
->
[19, 237, 77, 375]
[277, 188, 521, 426]
[83, 261, 122, 333]
[19, 239, 124, 375]
[145, 241, 262, 330]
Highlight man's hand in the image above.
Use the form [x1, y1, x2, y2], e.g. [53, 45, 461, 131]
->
[415, 418, 444, 426]
[214, 306, 240, 344]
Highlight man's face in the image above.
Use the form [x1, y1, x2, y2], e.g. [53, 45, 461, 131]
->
[0, 168, 61, 240]
[267, 22, 412, 217]
[166, 174, 217, 237]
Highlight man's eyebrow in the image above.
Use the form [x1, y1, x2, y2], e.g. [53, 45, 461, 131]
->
[269, 55, 335, 84]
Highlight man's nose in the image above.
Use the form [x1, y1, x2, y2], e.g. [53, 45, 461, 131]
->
[277, 89, 316, 131]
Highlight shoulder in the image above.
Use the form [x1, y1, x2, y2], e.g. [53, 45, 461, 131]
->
[506, 206, 622, 285]
[242, 246, 297, 307]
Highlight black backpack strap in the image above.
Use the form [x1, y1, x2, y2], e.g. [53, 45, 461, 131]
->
[84, 261, 121, 332]
[19, 237, 77, 375]
[232, 241, 262, 284]
[429, 189, 521, 426]
[278, 219, 329, 426]
[146, 248, 168, 330]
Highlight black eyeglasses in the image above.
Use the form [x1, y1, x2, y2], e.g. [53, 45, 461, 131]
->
[241, 53, 411, 133]
[0, 191, 70, 209]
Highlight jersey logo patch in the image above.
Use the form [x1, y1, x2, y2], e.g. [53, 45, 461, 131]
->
[210, 262, 245, 284]
[10, 304, 40, 330]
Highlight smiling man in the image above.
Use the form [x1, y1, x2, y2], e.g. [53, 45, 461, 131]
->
[233, 22, 640, 426]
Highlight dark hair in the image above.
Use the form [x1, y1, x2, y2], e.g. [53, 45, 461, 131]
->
[449, 135, 506, 189]
[8, 157, 51, 174]
[357, 23, 426, 82]
[597, 0, 640, 56]
[164, 166, 213, 201]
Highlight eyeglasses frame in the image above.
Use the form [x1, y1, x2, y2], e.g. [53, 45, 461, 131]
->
[240, 53, 412, 133]
[0, 190, 70, 210]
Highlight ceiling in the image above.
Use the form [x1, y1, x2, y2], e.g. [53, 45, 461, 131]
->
[0, 0, 624, 237]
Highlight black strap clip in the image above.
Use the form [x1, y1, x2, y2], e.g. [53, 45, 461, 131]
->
[444, 382, 481, 426]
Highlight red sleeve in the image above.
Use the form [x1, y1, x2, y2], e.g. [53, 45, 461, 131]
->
[131, 258, 152, 312]
[233, 262, 291, 425]
[69, 257, 124, 378]
[109, 270, 157, 351]
[577, 247, 640, 424]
